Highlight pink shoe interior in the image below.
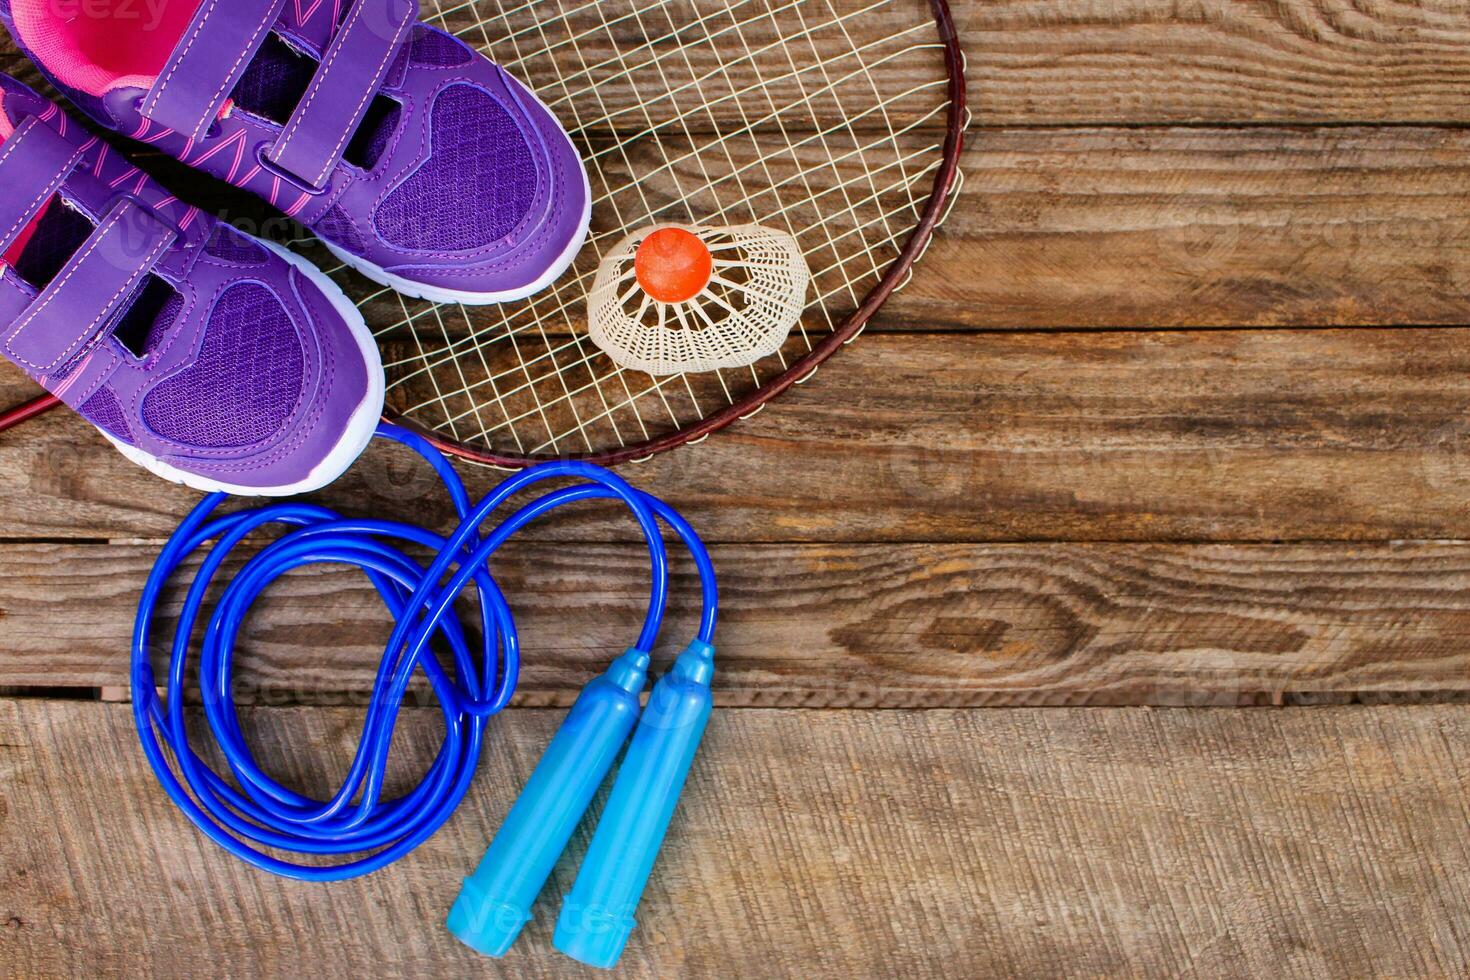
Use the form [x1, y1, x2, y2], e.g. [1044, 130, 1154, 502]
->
[11, 0, 202, 96]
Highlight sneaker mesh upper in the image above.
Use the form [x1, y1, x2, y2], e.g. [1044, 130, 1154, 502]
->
[409, 26, 472, 68]
[315, 203, 366, 255]
[141, 283, 305, 448]
[203, 224, 268, 264]
[78, 387, 130, 442]
[373, 84, 537, 253]
[232, 34, 317, 123]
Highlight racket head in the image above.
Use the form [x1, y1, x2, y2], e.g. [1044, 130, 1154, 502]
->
[328, 0, 968, 467]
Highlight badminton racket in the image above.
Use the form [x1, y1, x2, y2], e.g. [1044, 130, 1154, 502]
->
[0, 0, 967, 467]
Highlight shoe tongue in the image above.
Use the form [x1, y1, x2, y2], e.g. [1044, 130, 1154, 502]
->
[231, 32, 402, 171]
[117, 278, 185, 359]
[233, 33, 319, 123]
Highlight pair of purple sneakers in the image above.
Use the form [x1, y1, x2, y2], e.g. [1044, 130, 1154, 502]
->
[0, 0, 589, 494]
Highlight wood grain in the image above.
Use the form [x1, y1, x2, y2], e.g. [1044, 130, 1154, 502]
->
[961, 0, 1470, 126]
[7, 328, 1470, 544]
[433, 0, 957, 132]
[127, 126, 1470, 334]
[916, 126, 1470, 330]
[370, 119, 1470, 466]
[6, 1, 1470, 130]
[0, 5, 1465, 978]
[3, 700, 1468, 977]
[14, 22, 1470, 337]
[6, 539, 1470, 707]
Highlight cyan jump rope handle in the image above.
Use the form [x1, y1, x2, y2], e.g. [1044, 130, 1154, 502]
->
[553, 640, 716, 969]
[446, 648, 650, 957]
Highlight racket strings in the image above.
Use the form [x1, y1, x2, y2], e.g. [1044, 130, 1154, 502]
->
[388, 167, 940, 433]
[486, 0, 629, 453]
[321, 0, 956, 460]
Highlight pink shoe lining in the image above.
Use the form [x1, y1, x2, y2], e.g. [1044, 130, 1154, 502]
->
[11, 0, 202, 97]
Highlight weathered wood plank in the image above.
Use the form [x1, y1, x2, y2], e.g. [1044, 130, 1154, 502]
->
[370, 128, 1470, 352]
[4, 42, 1463, 335]
[3, 700, 1468, 977]
[6, 540, 1470, 706]
[107, 125, 1470, 338]
[914, 126, 1470, 330]
[960, 0, 1470, 126]
[10, 0, 1470, 129]
[375, 124, 1470, 458]
[6, 328, 1470, 544]
[437, 0, 957, 132]
[8, 2, 1470, 129]
[421, 0, 1470, 129]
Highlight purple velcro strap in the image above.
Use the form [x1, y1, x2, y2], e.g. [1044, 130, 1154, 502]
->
[139, 0, 289, 143]
[0, 118, 86, 255]
[265, 0, 418, 190]
[1, 198, 175, 378]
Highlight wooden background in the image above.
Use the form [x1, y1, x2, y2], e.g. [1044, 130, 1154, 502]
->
[5, 1, 1470, 976]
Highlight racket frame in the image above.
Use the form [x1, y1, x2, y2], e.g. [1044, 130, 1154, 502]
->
[392, 0, 969, 468]
[0, 1, 968, 461]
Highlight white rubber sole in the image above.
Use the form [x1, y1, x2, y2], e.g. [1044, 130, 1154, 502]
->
[103, 235, 385, 497]
[321, 75, 594, 306]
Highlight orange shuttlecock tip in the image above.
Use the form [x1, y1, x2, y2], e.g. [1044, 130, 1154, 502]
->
[634, 228, 713, 304]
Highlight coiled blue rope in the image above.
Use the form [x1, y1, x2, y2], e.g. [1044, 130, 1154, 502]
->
[130, 422, 717, 881]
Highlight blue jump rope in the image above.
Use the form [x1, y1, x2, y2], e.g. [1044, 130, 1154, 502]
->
[130, 421, 718, 968]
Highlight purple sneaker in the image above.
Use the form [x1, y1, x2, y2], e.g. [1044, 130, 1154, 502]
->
[1, 0, 591, 306]
[0, 75, 383, 495]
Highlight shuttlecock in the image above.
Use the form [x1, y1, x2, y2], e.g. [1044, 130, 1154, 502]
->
[587, 224, 809, 376]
